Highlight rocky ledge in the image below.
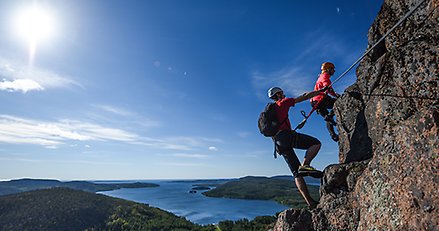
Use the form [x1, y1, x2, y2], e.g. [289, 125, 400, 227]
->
[272, 0, 438, 230]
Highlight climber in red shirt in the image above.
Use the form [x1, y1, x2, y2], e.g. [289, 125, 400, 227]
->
[311, 62, 340, 142]
[267, 86, 324, 209]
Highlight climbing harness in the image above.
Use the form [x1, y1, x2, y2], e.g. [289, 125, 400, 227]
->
[293, 0, 428, 130]
[294, 106, 317, 131]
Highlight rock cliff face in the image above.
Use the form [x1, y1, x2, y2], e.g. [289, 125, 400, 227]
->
[272, 0, 438, 230]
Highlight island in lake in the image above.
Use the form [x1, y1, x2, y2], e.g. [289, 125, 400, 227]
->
[202, 176, 320, 208]
[0, 178, 159, 196]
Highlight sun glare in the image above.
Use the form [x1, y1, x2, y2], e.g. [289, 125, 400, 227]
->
[14, 4, 56, 64]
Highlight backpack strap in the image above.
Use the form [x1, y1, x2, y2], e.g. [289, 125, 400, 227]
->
[271, 137, 278, 158]
[271, 117, 289, 158]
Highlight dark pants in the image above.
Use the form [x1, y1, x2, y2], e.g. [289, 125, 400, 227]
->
[312, 97, 338, 138]
[275, 130, 321, 177]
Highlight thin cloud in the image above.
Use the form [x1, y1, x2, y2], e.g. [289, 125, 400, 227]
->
[134, 140, 194, 151]
[93, 104, 134, 116]
[237, 132, 250, 138]
[163, 162, 209, 167]
[0, 57, 82, 92]
[0, 156, 129, 165]
[208, 146, 218, 151]
[0, 115, 223, 152]
[87, 104, 162, 129]
[0, 79, 44, 93]
[45, 145, 58, 149]
[172, 153, 208, 158]
[167, 136, 223, 148]
[0, 115, 138, 148]
[131, 136, 222, 152]
[252, 66, 314, 101]
[297, 30, 366, 66]
[252, 30, 365, 101]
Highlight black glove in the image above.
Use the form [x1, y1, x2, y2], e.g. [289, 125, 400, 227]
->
[335, 93, 341, 98]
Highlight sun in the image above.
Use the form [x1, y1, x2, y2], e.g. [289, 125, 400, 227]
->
[14, 3, 56, 63]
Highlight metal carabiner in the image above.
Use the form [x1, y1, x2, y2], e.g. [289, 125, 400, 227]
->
[300, 110, 307, 118]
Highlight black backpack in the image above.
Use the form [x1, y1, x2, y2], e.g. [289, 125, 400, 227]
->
[258, 103, 282, 137]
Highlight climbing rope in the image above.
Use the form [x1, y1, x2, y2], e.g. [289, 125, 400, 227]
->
[295, 0, 429, 130]
[330, 0, 428, 87]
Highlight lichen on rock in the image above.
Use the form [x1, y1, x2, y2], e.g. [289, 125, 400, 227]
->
[272, 0, 438, 230]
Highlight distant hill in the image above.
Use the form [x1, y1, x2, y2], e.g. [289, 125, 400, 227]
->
[0, 178, 158, 196]
[0, 187, 214, 231]
[203, 176, 320, 208]
[269, 175, 321, 185]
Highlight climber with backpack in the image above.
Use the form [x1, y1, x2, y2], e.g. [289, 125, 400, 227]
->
[258, 86, 326, 209]
[310, 62, 340, 142]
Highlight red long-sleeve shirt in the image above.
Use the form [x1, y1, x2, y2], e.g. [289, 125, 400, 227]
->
[311, 72, 337, 102]
[275, 97, 295, 131]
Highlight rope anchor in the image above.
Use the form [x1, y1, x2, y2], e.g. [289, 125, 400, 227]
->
[293, 0, 428, 131]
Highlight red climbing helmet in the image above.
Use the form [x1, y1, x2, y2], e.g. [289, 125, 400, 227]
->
[321, 62, 335, 71]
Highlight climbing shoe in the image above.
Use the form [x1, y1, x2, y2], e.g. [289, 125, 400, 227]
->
[297, 165, 323, 178]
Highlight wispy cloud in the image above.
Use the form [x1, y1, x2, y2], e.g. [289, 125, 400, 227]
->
[167, 137, 222, 148]
[252, 66, 314, 100]
[133, 139, 194, 151]
[297, 30, 366, 67]
[208, 146, 218, 151]
[237, 131, 250, 138]
[0, 156, 129, 166]
[0, 79, 44, 93]
[251, 30, 365, 100]
[93, 104, 134, 116]
[0, 114, 223, 152]
[136, 136, 223, 151]
[0, 57, 82, 92]
[162, 162, 209, 167]
[0, 115, 138, 148]
[172, 153, 208, 158]
[89, 104, 162, 128]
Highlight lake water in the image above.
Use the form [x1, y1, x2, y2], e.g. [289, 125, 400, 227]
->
[98, 180, 290, 225]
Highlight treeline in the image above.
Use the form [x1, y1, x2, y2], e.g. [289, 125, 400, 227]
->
[203, 176, 320, 208]
[217, 216, 277, 231]
[0, 178, 158, 196]
[0, 188, 214, 231]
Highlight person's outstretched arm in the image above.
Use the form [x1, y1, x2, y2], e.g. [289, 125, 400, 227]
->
[295, 89, 325, 103]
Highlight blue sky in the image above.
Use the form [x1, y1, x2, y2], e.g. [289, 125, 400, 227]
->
[0, 0, 382, 180]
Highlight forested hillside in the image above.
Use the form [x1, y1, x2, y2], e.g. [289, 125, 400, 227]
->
[0, 188, 213, 231]
[203, 176, 320, 208]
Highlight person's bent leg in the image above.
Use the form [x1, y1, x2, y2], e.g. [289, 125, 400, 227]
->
[303, 143, 321, 166]
[324, 97, 338, 141]
[326, 121, 339, 141]
[295, 176, 318, 209]
[293, 133, 321, 166]
[281, 151, 316, 208]
[294, 133, 323, 178]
